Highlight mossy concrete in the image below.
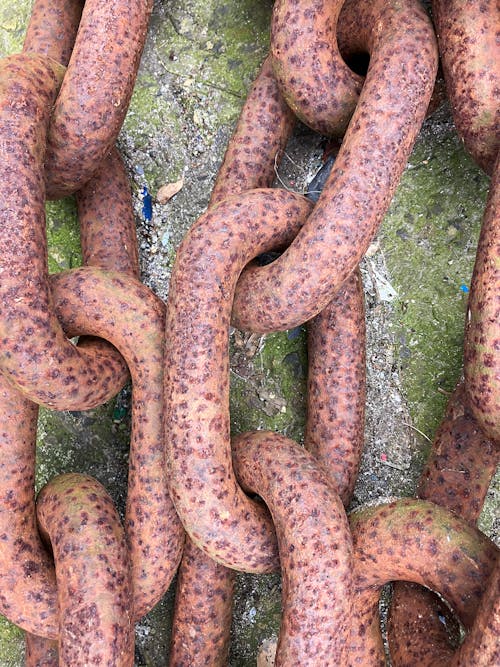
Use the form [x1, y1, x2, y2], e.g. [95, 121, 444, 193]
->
[381, 111, 489, 441]
[0, 0, 498, 664]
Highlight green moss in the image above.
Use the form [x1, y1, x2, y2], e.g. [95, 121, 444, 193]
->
[0, 616, 24, 665]
[36, 397, 131, 503]
[230, 573, 281, 666]
[149, 0, 271, 127]
[0, 3, 30, 56]
[123, 71, 185, 186]
[380, 116, 489, 440]
[229, 328, 307, 443]
[45, 198, 81, 273]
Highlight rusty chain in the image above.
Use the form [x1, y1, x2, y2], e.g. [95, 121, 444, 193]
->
[0, 0, 498, 664]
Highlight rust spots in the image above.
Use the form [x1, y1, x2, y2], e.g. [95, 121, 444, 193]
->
[210, 56, 296, 207]
[464, 153, 500, 443]
[43, 0, 154, 198]
[305, 270, 366, 506]
[36, 473, 134, 665]
[432, 0, 499, 175]
[232, 431, 353, 665]
[388, 383, 499, 664]
[165, 190, 313, 572]
[349, 499, 499, 664]
[50, 268, 185, 618]
[231, 0, 438, 332]
[0, 54, 129, 411]
[23, 0, 84, 67]
[169, 540, 235, 666]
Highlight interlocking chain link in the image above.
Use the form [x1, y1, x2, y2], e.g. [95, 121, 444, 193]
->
[0, 0, 498, 663]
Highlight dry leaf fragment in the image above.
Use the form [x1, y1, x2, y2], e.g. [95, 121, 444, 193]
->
[157, 177, 184, 204]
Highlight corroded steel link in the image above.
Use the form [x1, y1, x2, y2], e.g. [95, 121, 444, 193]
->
[209, 56, 295, 207]
[23, 0, 84, 67]
[164, 189, 313, 572]
[388, 382, 499, 665]
[464, 153, 500, 444]
[170, 63, 293, 661]
[451, 564, 500, 667]
[271, 0, 434, 138]
[347, 498, 499, 666]
[232, 431, 353, 665]
[305, 270, 365, 506]
[25, 3, 138, 393]
[389, 567, 500, 667]
[0, 374, 58, 638]
[0, 54, 130, 411]
[169, 540, 235, 666]
[271, 0, 362, 137]
[231, 0, 437, 333]
[432, 0, 500, 176]
[36, 473, 133, 665]
[25, 634, 58, 667]
[0, 267, 184, 634]
[75, 145, 140, 393]
[388, 584, 459, 667]
[76, 146, 140, 278]
[417, 383, 499, 520]
[211, 49, 367, 511]
[44, 0, 153, 199]
[50, 268, 185, 619]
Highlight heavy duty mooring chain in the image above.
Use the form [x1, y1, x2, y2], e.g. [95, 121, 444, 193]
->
[0, 0, 498, 664]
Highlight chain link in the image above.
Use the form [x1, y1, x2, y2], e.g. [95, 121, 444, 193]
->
[0, 0, 498, 663]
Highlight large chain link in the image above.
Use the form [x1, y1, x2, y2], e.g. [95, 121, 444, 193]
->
[0, 0, 498, 664]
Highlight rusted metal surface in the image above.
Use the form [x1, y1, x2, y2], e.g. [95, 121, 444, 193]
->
[271, 0, 362, 136]
[464, 154, 500, 444]
[36, 473, 134, 665]
[25, 634, 59, 667]
[164, 189, 312, 572]
[50, 267, 185, 618]
[451, 563, 500, 666]
[0, 54, 128, 411]
[0, 267, 184, 636]
[75, 143, 140, 392]
[349, 499, 499, 666]
[432, 0, 499, 176]
[388, 382, 499, 665]
[23, 0, 83, 67]
[306, 270, 366, 506]
[23, 0, 152, 199]
[169, 540, 235, 667]
[386, 7, 500, 660]
[232, 430, 353, 665]
[43, 0, 153, 199]
[76, 146, 140, 279]
[0, 0, 498, 661]
[231, 0, 437, 333]
[0, 374, 57, 637]
[388, 582, 458, 667]
[417, 384, 499, 519]
[210, 55, 295, 207]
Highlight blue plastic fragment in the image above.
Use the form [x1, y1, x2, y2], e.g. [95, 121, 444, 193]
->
[141, 185, 153, 221]
[459, 283, 469, 293]
[287, 326, 302, 340]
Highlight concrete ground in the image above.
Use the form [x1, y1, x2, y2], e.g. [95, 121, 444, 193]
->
[0, 1, 497, 664]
